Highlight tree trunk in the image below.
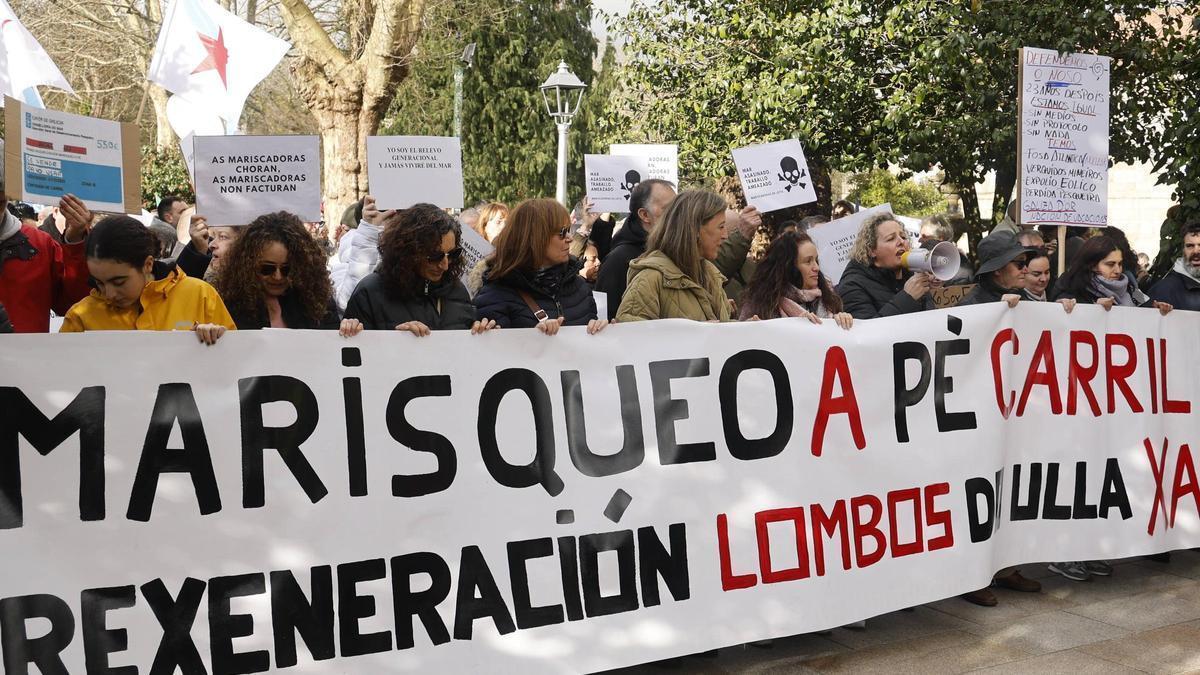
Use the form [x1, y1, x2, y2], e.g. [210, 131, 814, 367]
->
[312, 103, 368, 231]
[957, 181, 984, 263]
[149, 86, 176, 151]
[992, 162, 1017, 228]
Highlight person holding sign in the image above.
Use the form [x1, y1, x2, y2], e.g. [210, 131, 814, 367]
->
[343, 203, 488, 335]
[836, 212, 936, 320]
[617, 189, 733, 323]
[214, 212, 344, 331]
[474, 198, 607, 335]
[1052, 236, 1173, 315]
[737, 230, 852, 329]
[59, 215, 234, 344]
[0, 192, 91, 333]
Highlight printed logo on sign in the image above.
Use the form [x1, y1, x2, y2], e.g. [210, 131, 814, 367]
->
[24, 112, 31, 128]
[621, 170, 642, 200]
[778, 156, 808, 192]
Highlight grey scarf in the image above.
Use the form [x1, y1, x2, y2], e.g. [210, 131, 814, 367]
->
[1174, 258, 1200, 282]
[0, 211, 21, 243]
[1090, 274, 1144, 307]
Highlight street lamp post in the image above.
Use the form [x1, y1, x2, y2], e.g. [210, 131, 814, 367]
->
[539, 61, 586, 206]
[453, 43, 476, 139]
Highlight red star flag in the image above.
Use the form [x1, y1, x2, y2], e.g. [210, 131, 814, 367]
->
[147, 0, 289, 128]
[0, 0, 74, 107]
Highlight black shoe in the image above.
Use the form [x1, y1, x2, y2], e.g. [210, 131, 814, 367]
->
[1146, 552, 1172, 563]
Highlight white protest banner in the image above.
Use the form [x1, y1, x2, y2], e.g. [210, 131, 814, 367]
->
[2, 304, 1199, 672]
[1017, 47, 1110, 228]
[808, 203, 892, 285]
[585, 153, 651, 213]
[459, 223, 494, 295]
[367, 135, 464, 210]
[609, 143, 679, 187]
[3, 97, 139, 213]
[732, 139, 818, 212]
[193, 134, 320, 226]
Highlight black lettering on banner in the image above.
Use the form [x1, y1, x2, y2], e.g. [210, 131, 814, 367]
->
[343, 376, 368, 497]
[1100, 457, 1133, 520]
[649, 358, 715, 464]
[387, 376, 457, 497]
[507, 538, 564, 629]
[390, 552, 452, 650]
[337, 559, 391, 657]
[238, 376, 328, 508]
[1011, 464, 1042, 521]
[579, 531, 638, 617]
[0, 594, 74, 675]
[140, 577, 207, 675]
[454, 546, 517, 640]
[1072, 461, 1099, 519]
[81, 586, 136, 675]
[270, 567, 335, 667]
[892, 343, 930, 443]
[477, 369, 564, 496]
[0, 386, 105, 529]
[965, 477, 996, 543]
[934, 339, 978, 432]
[209, 574, 269, 674]
[127, 384, 221, 521]
[556, 536, 585, 621]
[718, 350, 793, 460]
[1041, 464, 1072, 520]
[637, 524, 690, 606]
[561, 366, 645, 476]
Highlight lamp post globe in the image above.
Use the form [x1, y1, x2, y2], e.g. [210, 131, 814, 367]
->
[539, 61, 586, 206]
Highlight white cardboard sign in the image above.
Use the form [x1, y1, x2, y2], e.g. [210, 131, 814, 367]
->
[459, 223, 494, 295]
[193, 134, 320, 226]
[732, 139, 818, 212]
[808, 203, 893, 285]
[1018, 47, 1110, 228]
[609, 143, 679, 187]
[367, 135, 464, 210]
[585, 153, 651, 213]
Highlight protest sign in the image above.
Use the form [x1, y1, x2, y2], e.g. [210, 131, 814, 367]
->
[585, 153, 652, 213]
[459, 224, 494, 295]
[1017, 47, 1110, 228]
[732, 139, 818, 212]
[609, 143, 679, 187]
[808, 203, 892, 285]
[193, 134, 320, 226]
[367, 136, 464, 210]
[3, 96, 139, 213]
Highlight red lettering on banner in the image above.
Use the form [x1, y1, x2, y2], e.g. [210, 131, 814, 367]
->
[1105, 334, 1143, 414]
[1161, 340, 1191, 414]
[755, 508, 810, 583]
[887, 488, 923, 558]
[717, 513, 757, 591]
[1146, 338, 1160, 414]
[1068, 331, 1102, 416]
[1145, 438, 1170, 535]
[990, 329, 1018, 418]
[811, 501, 851, 576]
[811, 347, 865, 456]
[924, 482, 954, 550]
[1016, 331, 1063, 416]
[1170, 444, 1200, 529]
[850, 495, 886, 568]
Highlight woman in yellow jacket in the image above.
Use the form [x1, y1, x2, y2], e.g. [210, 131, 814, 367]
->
[61, 215, 235, 344]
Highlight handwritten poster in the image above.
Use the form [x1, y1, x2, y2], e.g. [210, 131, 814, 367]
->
[1017, 47, 1110, 228]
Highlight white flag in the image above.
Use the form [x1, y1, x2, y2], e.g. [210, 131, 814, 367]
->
[0, 0, 74, 107]
[148, 0, 289, 127]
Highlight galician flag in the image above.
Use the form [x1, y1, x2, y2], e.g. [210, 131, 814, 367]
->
[148, 0, 290, 128]
[0, 0, 74, 107]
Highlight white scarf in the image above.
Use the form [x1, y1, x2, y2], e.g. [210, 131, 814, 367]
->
[1174, 258, 1200, 282]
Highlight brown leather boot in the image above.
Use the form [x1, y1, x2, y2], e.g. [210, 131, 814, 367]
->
[994, 570, 1042, 593]
[961, 588, 998, 606]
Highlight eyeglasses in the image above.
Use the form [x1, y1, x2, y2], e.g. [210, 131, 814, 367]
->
[1013, 258, 1029, 269]
[426, 248, 463, 263]
[557, 227, 571, 240]
[257, 262, 291, 278]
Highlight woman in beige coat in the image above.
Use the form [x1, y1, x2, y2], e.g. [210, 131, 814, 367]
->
[617, 189, 732, 322]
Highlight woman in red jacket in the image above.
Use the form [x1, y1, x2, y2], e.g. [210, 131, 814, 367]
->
[0, 193, 92, 332]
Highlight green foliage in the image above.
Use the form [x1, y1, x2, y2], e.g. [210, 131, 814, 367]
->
[140, 146, 194, 211]
[602, 0, 1193, 254]
[847, 169, 944, 217]
[384, 0, 596, 206]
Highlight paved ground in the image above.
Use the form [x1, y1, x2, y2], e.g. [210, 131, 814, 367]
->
[611, 550, 1200, 674]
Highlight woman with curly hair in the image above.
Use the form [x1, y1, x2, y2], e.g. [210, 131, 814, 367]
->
[215, 211, 342, 330]
[344, 203, 490, 335]
[738, 230, 853, 329]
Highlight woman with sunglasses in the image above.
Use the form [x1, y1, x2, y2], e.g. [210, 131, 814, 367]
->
[343, 203, 487, 335]
[215, 211, 343, 331]
[474, 198, 606, 335]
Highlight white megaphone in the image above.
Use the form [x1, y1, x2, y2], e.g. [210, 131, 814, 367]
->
[901, 241, 961, 281]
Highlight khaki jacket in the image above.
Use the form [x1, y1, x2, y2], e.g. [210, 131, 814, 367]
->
[617, 250, 731, 322]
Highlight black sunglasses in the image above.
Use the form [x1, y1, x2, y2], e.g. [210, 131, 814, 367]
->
[426, 248, 463, 263]
[257, 262, 291, 277]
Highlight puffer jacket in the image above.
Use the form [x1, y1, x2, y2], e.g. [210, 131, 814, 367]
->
[1148, 260, 1200, 312]
[473, 257, 597, 328]
[594, 218, 650, 319]
[957, 277, 1020, 306]
[617, 250, 731, 322]
[60, 265, 236, 332]
[344, 272, 476, 330]
[836, 259, 935, 319]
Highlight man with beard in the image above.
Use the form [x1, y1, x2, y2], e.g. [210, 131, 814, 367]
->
[1149, 222, 1200, 311]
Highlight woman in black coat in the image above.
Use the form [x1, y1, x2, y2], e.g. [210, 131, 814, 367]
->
[214, 211, 345, 331]
[474, 198, 607, 335]
[344, 203, 493, 335]
[836, 212, 937, 319]
[1052, 236, 1172, 315]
